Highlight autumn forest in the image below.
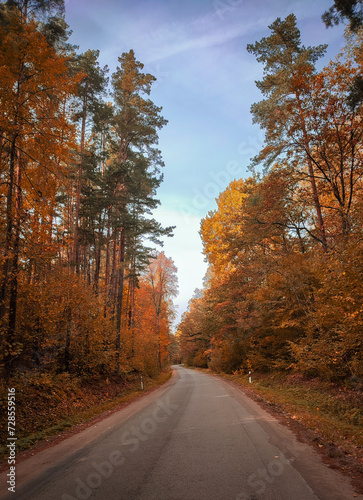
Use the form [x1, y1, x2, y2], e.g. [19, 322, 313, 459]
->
[0, 0, 178, 382]
[1, 0, 363, 403]
[179, 13, 363, 383]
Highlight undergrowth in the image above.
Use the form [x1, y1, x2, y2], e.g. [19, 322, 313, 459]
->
[221, 370, 363, 455]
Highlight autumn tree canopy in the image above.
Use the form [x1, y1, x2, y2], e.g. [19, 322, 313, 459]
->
[0, 1, 177, 379]
[179, 15, 363, 382]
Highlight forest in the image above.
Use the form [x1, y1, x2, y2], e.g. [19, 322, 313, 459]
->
[178, 12, 363, 383]
[1, 0, 363, 394]
[0, 0, 362, 488]
[0, 0, 178, 382]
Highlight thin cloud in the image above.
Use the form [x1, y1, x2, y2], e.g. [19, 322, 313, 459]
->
[145, 19, 271, 64]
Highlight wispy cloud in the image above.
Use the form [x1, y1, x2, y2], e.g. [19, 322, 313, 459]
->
[145, 23, 249, 63]
[141, 6, 280, 65]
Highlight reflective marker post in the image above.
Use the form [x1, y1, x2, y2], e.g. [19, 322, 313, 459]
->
[249, 370, 252, 384]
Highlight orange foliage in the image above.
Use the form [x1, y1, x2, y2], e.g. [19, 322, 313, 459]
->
[0, 6, 176, 380]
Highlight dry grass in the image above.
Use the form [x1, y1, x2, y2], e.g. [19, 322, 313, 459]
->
[219, 370, 363, 456]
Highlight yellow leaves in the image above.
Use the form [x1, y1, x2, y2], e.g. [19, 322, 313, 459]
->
[201, 178, 251, 274]
[195, 139, 363, 376]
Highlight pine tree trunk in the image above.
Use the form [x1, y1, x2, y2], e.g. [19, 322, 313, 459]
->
[5, 151, 22, 373]
[0, 136, 17, 325]
[115, 229, 125, 374]
[105, 210, 111, 293]
[110, 232, 118, 309]
[93, 225, 102, 294]
[73, 84, 88, 273]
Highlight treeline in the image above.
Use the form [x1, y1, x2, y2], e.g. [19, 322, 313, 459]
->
[0, 0, 177, 378]
[178, 14, 363, 382]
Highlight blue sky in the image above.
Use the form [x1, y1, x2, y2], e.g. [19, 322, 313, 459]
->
[64, 0, 345, 326]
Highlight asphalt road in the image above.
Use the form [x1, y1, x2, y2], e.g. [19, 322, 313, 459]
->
[1, 366, 361, 500]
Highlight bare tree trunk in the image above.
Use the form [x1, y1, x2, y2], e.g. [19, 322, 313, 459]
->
[64, 306, 72, 373]
[5, 151, 22, 374]
[73, 84, 88, 273]
[0, 136, 17, 325]
[93, 226, 102, 294]
[115, 229, 125, 374]
[110, 232, 118, 310]
[157, 315, 162, 370]
[105, 210, 111, 293]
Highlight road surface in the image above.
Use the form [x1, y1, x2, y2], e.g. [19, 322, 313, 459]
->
[1, 366, 361, 500]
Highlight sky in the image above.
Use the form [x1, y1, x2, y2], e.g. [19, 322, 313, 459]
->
[64, 0, 345, 327]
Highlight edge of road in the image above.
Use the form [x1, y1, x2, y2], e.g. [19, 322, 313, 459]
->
[0, 368, 180, 499]
[1, 365, 362, 500]
[0, 369, 178, 473]
[194, 366, 363, 497]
